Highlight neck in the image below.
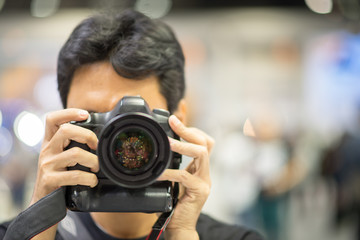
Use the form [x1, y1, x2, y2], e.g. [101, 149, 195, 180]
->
[90, 212, 158, 239]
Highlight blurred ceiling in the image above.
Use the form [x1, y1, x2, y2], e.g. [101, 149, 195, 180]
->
[2, 0, 308, 12]
[1, 0, 360, 23]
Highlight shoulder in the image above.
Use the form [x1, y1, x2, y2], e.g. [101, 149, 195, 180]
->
[196, 213, 264, 240]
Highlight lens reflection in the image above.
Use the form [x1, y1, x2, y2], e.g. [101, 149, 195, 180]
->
[113, 128, 154, 170]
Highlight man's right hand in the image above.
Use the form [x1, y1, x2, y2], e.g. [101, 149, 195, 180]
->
[29, 109, 99, 240]
[31, 108, 99, 205]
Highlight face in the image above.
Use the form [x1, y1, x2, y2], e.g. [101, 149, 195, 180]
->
[67, 61, 168, 113]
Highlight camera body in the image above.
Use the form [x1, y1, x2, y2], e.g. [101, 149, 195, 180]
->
[65, 96, 181, 213]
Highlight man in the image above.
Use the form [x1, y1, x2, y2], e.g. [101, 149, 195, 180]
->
[0, 9, 262, 240]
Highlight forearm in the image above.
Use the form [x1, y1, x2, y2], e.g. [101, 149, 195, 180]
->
[164, 229, 199, 240]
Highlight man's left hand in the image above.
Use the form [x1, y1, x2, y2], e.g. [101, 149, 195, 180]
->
[158, 115, 214, 240]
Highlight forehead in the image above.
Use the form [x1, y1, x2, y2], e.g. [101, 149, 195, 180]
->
[66, 62, 167, 113]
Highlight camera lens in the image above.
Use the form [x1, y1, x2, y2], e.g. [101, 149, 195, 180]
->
[112, 128, 154, 171]
[98, 113, 172, 188]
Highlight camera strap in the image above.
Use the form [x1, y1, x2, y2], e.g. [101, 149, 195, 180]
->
[3, 187, 67, 240]
[146, 182, 179, 240]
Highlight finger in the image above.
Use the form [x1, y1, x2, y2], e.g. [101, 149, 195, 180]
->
[44, 108, 89, 142]
[54, 147, 99, 173]
[188, 127, 215, 154]
[169, 115, 206, 146]
[52, 170, 98, 188]
[49, 123, 98, 153]
[169, 138, 210, 182]
[158, 169, 211, 198]
[169, 115, 215, 153]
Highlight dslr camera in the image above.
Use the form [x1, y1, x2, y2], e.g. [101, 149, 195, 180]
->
[65, 96, 181, 213]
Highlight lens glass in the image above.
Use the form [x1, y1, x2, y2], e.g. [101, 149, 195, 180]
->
[112, 128, 154, 171]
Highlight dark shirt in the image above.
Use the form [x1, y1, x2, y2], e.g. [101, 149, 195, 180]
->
[0, 211, 263, 240]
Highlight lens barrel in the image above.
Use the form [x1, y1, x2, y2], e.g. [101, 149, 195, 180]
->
[97, 112, 171, 188]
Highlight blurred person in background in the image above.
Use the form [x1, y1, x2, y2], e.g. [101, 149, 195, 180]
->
[321, 108, 360, 240]
[218, 111, 305, 240]
[242, 113, 305, 240]
[0, 9, 262, 240]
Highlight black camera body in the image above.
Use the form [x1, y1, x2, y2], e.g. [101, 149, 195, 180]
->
[65, 96, 181, 213]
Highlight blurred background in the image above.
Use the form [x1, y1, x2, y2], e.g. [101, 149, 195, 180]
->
[1, 0, 360, 239]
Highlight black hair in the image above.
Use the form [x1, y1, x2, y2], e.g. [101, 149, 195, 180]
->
[57, 9, 185, 113]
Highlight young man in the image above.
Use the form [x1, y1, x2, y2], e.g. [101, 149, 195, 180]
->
[0, 10, 263, 240]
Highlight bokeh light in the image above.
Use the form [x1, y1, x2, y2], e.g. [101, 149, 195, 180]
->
[14, 111, 44, 147]
[0, 0, 5, 12]
[135, 0, 172, 19]
[0, 127, 13, 157]
[30, 0, 60, 18]
[305, 0, 332, 14]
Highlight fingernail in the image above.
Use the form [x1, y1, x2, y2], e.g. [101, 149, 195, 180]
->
[79, 110, 89, 118]
[168, 137, 175, 145]
[170, 115, 181, 126]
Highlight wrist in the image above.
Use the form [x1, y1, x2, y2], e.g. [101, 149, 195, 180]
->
[164, 229, 199, 240]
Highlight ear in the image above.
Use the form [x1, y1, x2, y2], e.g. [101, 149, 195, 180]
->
[173, 99, 187, 125]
